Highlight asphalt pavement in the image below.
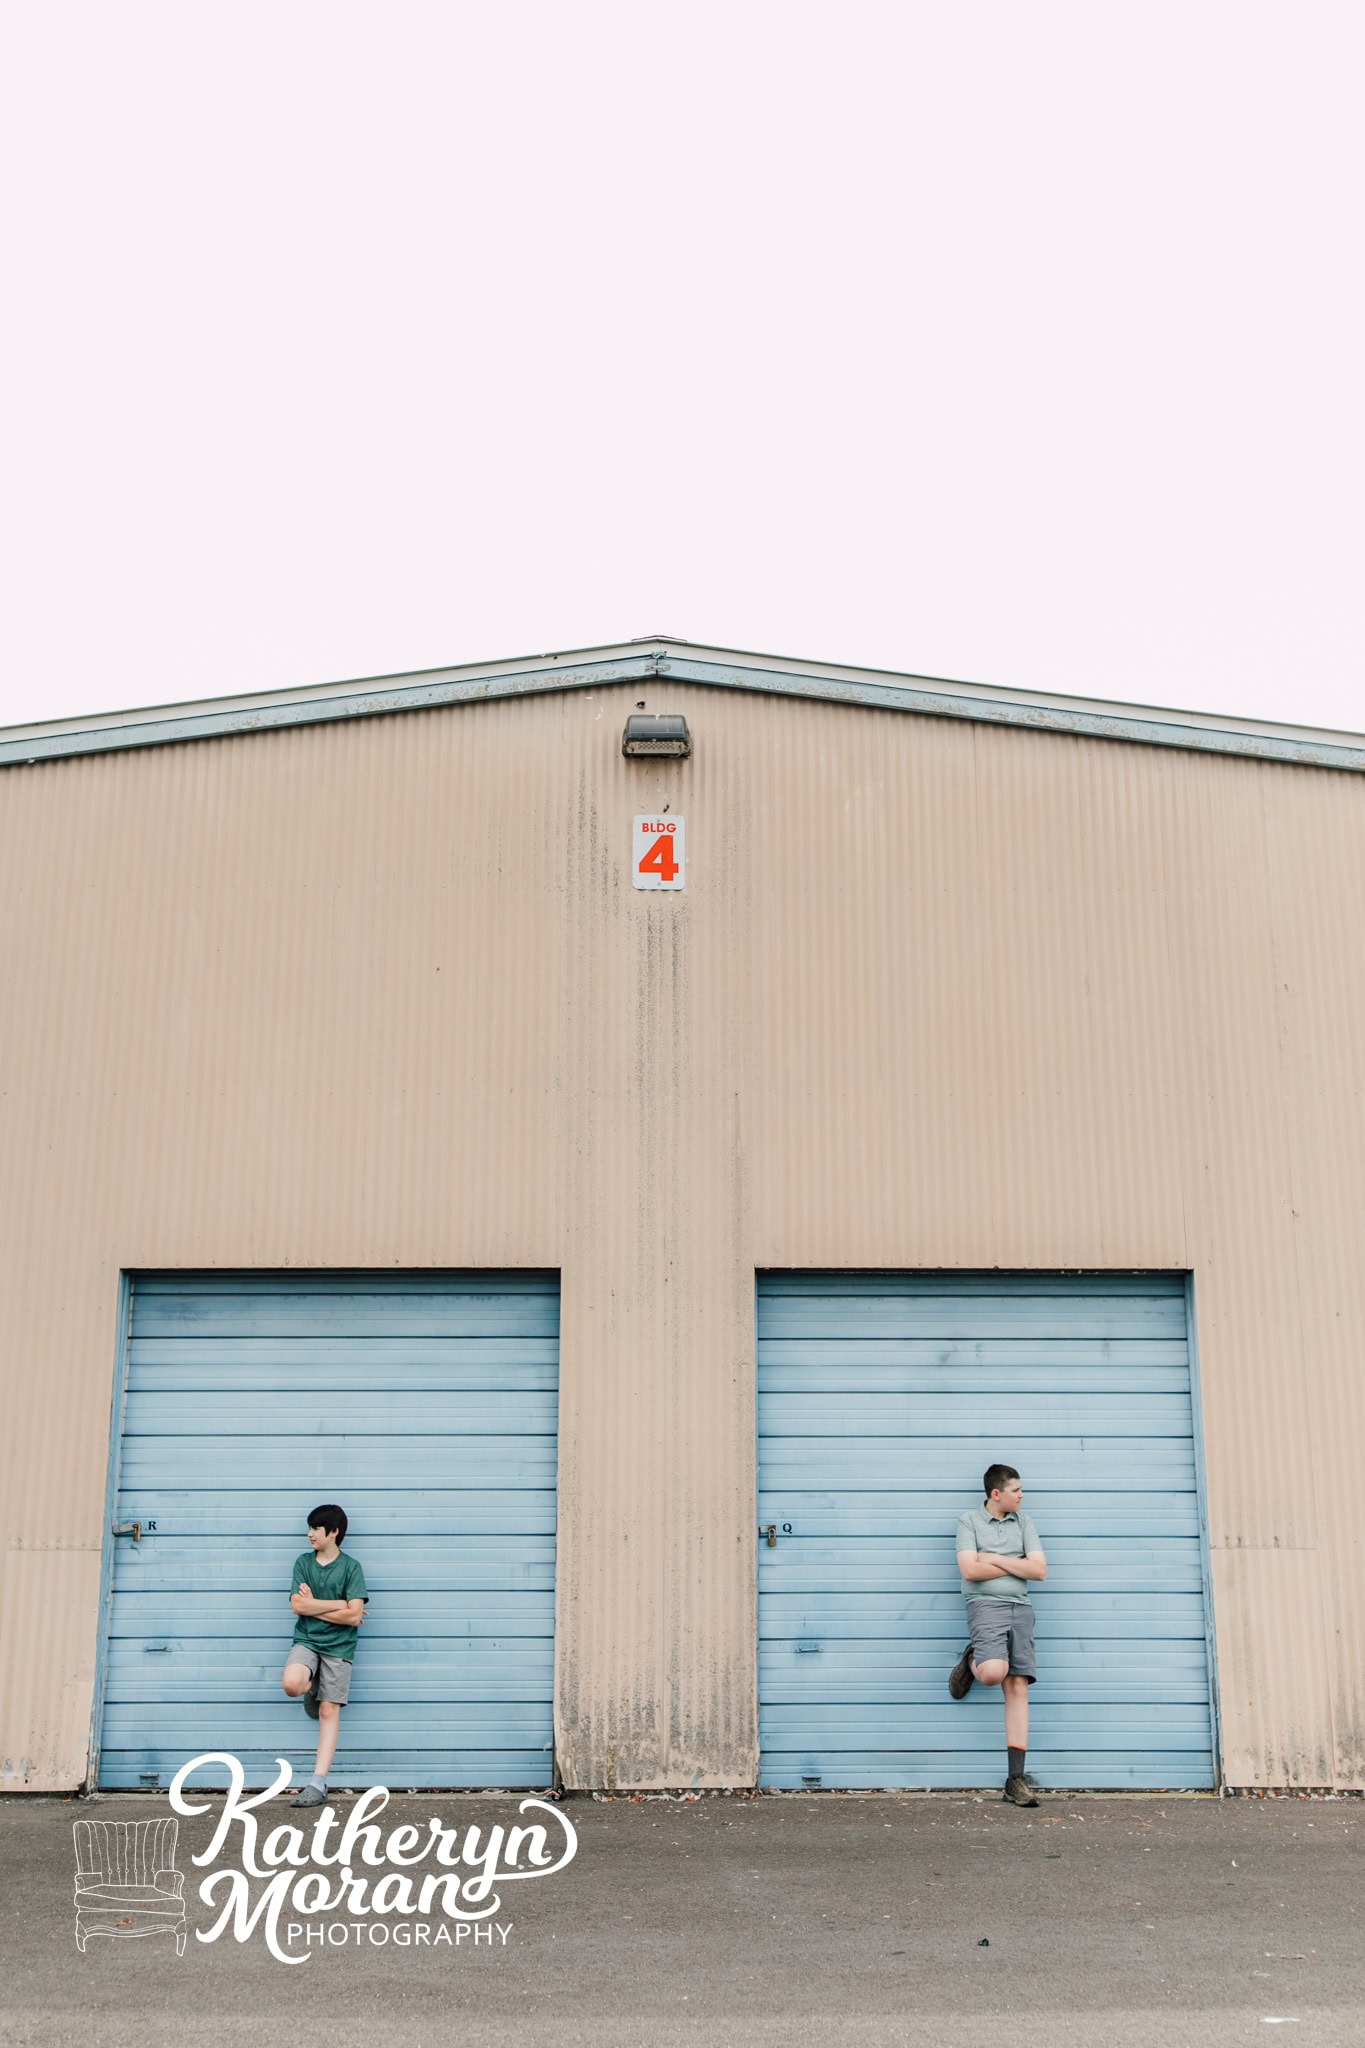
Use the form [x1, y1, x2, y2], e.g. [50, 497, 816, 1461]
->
[2, 1788, 1361, 2047]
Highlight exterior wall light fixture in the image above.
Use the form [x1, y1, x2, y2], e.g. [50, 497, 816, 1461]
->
[622, 714, 690, 759]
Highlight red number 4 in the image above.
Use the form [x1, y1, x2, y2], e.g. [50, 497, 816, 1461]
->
[638, 833, 679, 882]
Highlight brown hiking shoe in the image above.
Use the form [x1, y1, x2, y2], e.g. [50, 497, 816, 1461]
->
[948, 1645, 975, 1700]
[1002, 1774, 1039, 1807]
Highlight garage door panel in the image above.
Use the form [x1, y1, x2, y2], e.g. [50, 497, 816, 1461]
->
[758, 1300, 1185, 1339]
[761, 1441, 1197, 1490]
[114, 1489, 560, 1536]
[129, 1338, 560, 1388]
[756, 1537, 1205, 1593]
[124, 1391, 558, 1435]
[758, 1591, 1209, 1636]
[106, 1641, 555, 1700]
[111, 1533, 557, 1592]
[761, 1274, 1184, 1296]
[760, 1754, 1213, 1791]
[757, 1492, 1202, 1537]
[118, 1436, 559, 1488]
[132, 1271, 558, 1294]
[762, 1703, 1214, 1744]
[107, 1589, 556, 1637]
[760, 1643, 1211, 1703]
[130, 1290, 556, 1337]
[760, 1346, 1189, 1389]
[100, 1272, 559, 1789]
[103, 1703, 554, 1748]
[757, 1272, 1214, 1789]
[99, 1750, 550, 1792]
[761, 1394, 1193, 1435]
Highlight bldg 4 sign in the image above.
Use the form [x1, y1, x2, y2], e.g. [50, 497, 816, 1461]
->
[632, 816, 685, 890]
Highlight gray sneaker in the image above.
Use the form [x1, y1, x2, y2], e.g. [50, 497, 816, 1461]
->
[1002, 1774, 1039, 1808]
[303, 1685, 321, 1721]
[291, 1784, 328, 1808]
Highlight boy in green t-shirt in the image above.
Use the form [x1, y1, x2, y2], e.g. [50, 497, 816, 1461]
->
[280, 1504, 368, 1808]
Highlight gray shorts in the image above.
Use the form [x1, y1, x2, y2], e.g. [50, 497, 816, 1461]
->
[284, 1645, 353, 1704]
[965, 1597, 1037, 1682]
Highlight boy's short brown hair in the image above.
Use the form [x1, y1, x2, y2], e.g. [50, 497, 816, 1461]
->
[982, 1463, 1020, 1502]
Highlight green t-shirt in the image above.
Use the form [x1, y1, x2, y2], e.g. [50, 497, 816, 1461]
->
[290, 1549, 368, 1661]
[955, 1506, 1042, 1603]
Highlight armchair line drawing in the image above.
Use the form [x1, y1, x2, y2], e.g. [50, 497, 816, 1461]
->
[72, 1816, 187, 1956]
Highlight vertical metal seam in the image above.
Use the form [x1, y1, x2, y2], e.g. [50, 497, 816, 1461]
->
[1185, 1268, 1224, 1790]
[753, 1266, 769, 1786]
[1257, 768, 1340, 1784]
[85, 1271, 134, 1794]
[1156, 775, 1191, 1267]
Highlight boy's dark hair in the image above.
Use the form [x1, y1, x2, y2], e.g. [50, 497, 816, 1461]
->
[308, 1503, 348, 1544]
[982, 1464, 1019, 1503]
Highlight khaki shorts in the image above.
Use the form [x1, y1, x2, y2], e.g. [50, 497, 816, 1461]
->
[284, 1645, 353, 1704]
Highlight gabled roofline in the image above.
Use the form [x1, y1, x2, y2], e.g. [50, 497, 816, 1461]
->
[2, 635, 1363, 775]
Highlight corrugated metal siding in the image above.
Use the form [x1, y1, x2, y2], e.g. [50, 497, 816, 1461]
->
[99, 1273, 558, 1790]
[756, 1273, 1213, 1789]
[1, 682, 1362, 1788]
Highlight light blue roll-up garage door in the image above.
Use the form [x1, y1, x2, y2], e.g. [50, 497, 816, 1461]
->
[757, 1273, 1215, 1790]
[98, 1273, 558, 1790]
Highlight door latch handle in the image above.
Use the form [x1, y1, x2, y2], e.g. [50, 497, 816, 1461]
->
[112, 1521, 143, 1542]
[760, 1524, 777, 1547]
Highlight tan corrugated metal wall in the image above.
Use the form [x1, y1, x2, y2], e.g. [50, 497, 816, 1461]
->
[1, 682, 1361, 1789]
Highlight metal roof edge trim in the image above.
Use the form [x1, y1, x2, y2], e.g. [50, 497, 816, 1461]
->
[2, 642, 1363, 775]
[658, 657, 1365, 773]
[0, 654, 659, 767]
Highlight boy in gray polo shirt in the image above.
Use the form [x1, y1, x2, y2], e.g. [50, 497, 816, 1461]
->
[948, 1463, 1047, 1806]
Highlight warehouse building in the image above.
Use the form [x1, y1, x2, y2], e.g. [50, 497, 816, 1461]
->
[1, 637, 1362, 1795]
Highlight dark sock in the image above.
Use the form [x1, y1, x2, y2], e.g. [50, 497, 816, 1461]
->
[1008, 1747, 1025, 1779]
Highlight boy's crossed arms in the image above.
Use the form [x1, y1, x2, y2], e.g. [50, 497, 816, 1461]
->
[290, 1579, 367, 1626]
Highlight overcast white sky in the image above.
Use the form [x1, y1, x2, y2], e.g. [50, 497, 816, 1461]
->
[2, 3, 1362, 736]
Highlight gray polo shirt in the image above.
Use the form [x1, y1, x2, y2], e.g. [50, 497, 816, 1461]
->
[956, 1505, 1042, 1602]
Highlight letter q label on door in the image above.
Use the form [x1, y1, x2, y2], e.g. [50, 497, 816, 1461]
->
[633, 815, 685, 890]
